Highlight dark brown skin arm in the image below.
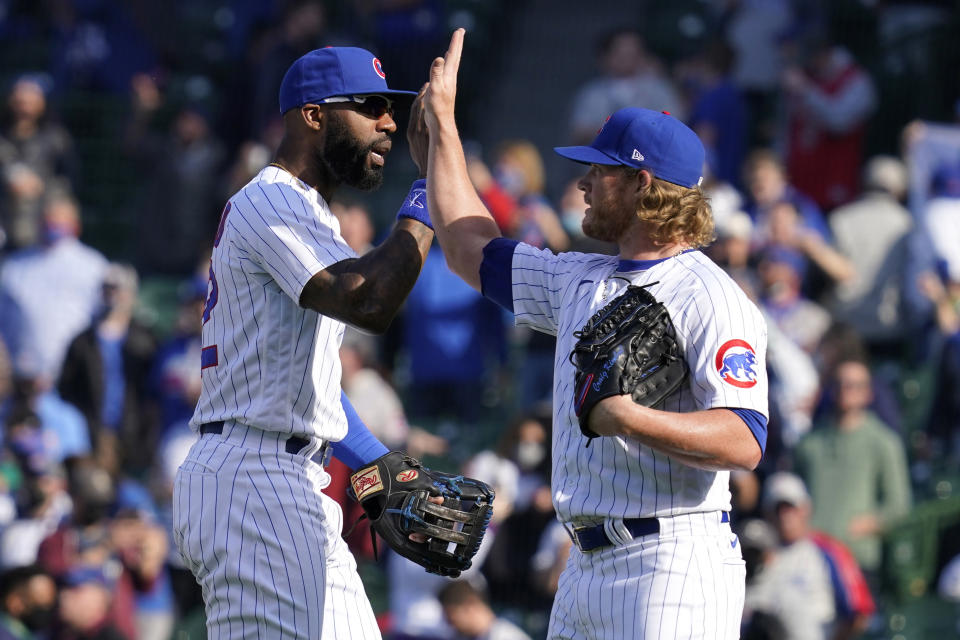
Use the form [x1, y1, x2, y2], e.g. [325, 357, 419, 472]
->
[298, 87, 434, 334]
[299, 218, 433, 334]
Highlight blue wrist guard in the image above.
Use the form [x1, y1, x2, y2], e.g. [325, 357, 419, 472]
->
[395, 179, 432, 229]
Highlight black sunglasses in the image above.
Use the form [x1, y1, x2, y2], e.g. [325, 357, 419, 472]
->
[322, 94, 395, 119]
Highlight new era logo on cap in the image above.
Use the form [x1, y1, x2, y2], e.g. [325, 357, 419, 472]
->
[553, 107, 705, 188]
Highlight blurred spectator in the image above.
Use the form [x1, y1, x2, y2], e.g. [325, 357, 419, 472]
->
[0, 73, 76, 250]
[56, 564, 126, 640]
[465, 140, 565, 410]
[247, 0, 329, 139]
[709, 210, 759, 299]
[811, 323, 902, 434]
[438, 580, 532, 640]
[147, 283, 204, 622]
[490, 412, 551, 513]
[927, 332, 960, 460]
[221, 139, 272, 199]
[757, 247, 831, 354]
[827, 156, 914, 355]
[763, 313, 819, 452]
[795, 359, 912, 580]
[743, 149, 830, 241]
[58, 263, 158, 478]
[781, 35, 876, 210]
[2, 374, 91, 466]
[491, 140, 568, 251]
[730, 469, 763, 523]
[47, 0, 155, 94]
[528, 519, 571, 611]
[331, 198, 377, 256]
[761, 199, 853, 286]
[918, 266, 960, 338]
[743, 472, 875, 640]
[386, 548, 456, 640]
[0, 336, 11, 403]
[0, 409, 71, 569]
[902, 117, 960, 217]
[365, 0, 447, 107]
[684, 40, 748, 188]
[723, 0, 797, 146]
[939, 552, 960, 603]
[481, 483, 556, 614]
[466, 140, 569, 252]
[568, 28, 685, 145]
[0, 564, 57, 639]
[37, 458, 168, 640]
[922, 160, 960, 284]
[124, 74, 226, 277]
[149, 277, 205, 440]
[341, 327, 445, 457]
[0, 193, 107, 383]
[401, 243, 507, 428]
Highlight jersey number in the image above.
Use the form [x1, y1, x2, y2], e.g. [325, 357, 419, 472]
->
[202, 202, 231, 325]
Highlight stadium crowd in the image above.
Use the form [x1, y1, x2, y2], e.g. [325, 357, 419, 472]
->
[0, 1, 959, 639]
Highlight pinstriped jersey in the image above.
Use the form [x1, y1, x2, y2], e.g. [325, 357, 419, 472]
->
[190, 166, 356, 440]
[510, 244, 768, 521]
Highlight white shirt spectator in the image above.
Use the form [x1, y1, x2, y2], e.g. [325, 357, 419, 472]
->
[0, 236, 106, 380]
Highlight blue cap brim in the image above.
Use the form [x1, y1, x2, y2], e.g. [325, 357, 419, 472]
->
[553, 145, 622, 166]
[375, 89, 418, 104]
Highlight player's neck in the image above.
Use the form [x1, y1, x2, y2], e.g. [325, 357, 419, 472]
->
[272, 145, 338, 200]
[617, 237, 687, 262]
[617, 221, 687, 261]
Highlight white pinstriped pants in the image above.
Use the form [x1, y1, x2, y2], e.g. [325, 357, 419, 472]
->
[549, 511, 746, 639]
[172, 422, 381, 639]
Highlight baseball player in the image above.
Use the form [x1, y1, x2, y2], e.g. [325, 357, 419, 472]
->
[172, 47, 438, 639]
[414, 30, 769, 638]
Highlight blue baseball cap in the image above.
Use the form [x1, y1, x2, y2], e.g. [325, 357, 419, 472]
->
[279, 47, 418, 115]
[554, 107, 706, 188]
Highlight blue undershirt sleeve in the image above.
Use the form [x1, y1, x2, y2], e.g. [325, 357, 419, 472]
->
[479, 237, 519, 313]
[331, 391, 389, 470]
[729, 408, 768, 456]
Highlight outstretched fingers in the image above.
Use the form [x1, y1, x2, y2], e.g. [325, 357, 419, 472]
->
[429, 28, 465, 89]
[443, 28, 464, 82]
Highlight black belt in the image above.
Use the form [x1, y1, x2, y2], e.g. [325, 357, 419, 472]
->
[569, 512, 729, 552]
[200, 421, 312, 456]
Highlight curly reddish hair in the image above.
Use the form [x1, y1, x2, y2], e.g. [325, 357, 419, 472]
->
[633, 174, 715, 248]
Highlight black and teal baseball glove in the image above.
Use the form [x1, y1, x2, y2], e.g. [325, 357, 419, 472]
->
[349, 451, 494, 578]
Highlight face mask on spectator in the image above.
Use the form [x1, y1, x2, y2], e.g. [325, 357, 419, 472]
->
[494, 166, 526, 198]
[20, 604, 55, 632]
[42, 221, 75, 246]
[516, 441, 546, 470]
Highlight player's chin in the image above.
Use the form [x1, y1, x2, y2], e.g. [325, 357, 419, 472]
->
[350, 166, 385, 191]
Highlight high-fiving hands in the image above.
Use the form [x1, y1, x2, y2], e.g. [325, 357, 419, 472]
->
[408, 27, 464, 142]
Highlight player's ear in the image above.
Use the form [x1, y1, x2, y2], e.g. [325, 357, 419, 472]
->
[299, 104, 324, 131]
[631, 169, 654, 196]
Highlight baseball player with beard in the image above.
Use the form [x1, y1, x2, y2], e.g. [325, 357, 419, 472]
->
[414, 30, 769, 638]
[172, 47, 439, 638]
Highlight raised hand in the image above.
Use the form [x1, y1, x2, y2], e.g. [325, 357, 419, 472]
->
[407, 83, 430, 178]
[423, 28, 464, 133]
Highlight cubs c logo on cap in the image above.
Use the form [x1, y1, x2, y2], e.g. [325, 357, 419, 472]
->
[372, 57, 386, 79]
[715, 339, 758, 388]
